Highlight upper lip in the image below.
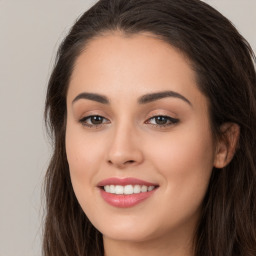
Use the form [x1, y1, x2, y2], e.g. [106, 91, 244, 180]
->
[97, 177, 158, 187]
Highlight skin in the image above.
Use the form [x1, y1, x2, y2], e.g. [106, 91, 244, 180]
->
[65, 32, 239, 256]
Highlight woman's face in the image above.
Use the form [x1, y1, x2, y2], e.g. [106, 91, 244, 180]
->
[66, 32, 218, 244]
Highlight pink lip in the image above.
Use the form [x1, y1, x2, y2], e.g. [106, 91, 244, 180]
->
[97, 177, 159, 208]
[97, 177, 158, 187]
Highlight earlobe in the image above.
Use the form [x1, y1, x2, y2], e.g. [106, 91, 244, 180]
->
[213, 122, 240, 169]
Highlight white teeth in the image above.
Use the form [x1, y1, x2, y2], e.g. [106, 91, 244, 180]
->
[103, 185, 156, 194]
[141, 185, 147, 192]
[124, 185, 133, 195]
[133, 185, 141, 194]
[148, 186, 154, 191]
[115, 185, 124, 194]
[109, 185, 115, 193]
[105, 185, 110, 193]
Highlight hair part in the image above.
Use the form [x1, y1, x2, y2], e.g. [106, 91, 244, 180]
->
[44, 0, 256, 255]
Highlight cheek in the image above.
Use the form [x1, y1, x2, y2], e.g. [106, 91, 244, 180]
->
[146, 123, 215, 203]
[65, 124, 104, 207]
[150, 118, 214, 171]
[138, 126, 215, 231]
[66, 123, 104, 175]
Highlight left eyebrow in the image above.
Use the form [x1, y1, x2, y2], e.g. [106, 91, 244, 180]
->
[72, 90, 192, 106]
[138, 90, 192, 106]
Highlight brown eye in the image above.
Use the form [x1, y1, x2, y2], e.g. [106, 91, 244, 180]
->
[154, 116, 169, 125]
[146, 115, 179, 127]
[89, 116, 104, 124]
[79, 115, 110, 128]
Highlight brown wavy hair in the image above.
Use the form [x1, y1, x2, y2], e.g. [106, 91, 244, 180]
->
[43, 0, 256, 255]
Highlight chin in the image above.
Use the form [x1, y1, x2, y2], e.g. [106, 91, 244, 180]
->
[102, 227, 157, 243]
[94, 215, 165, 243]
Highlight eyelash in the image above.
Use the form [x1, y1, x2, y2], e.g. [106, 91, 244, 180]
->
[145, 115, 179, 128]
[79, 115, 110, 129]
[79, 115, 179, 129]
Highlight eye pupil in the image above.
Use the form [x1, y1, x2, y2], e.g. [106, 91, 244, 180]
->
[155, 116, 168, 125]
[91, 116, 103, 124]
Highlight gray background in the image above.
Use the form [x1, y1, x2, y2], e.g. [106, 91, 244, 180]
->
[0, 1, 255, 255]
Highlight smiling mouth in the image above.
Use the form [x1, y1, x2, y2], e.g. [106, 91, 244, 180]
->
[100, 184, 158, 195]
[97, 177, 159, 207]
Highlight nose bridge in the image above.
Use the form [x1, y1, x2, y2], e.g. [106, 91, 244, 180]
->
[107, 116, 143, 168]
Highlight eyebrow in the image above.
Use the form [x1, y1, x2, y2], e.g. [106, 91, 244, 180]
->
[72, 92, 109, 104]
[72, 90, 192, 106]
[138, 91, 192, 106]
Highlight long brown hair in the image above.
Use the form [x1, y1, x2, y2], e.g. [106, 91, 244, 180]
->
[43, 0, 256, 255]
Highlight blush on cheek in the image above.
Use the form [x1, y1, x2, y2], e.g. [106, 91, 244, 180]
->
[149, 130, 214, 184]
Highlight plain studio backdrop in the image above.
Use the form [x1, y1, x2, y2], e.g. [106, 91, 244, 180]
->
[0, 1, 255, 255]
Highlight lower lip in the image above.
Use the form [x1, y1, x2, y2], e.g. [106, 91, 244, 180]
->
[99, 188, 157, 208]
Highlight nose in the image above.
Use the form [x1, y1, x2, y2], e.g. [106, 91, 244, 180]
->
[106, 123, 144, 169]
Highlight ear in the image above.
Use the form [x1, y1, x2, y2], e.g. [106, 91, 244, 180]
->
[213, 122, 240, 168]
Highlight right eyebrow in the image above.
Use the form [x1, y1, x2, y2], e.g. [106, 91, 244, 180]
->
[72, 92, 109, 105]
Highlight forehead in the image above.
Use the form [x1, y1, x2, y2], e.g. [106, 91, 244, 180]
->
[67, 32, 207, 110]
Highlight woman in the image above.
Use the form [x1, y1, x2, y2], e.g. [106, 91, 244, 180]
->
[43, 0, 256, 255]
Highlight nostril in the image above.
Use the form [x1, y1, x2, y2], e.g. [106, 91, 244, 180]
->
[107, 158, 138, 167]
[125, 160, 135, 164]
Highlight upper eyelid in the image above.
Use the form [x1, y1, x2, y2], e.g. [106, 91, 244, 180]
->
[145, 115, 179, 124]
[80, 115, 110, 121]
[78, 111, 110, 120]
